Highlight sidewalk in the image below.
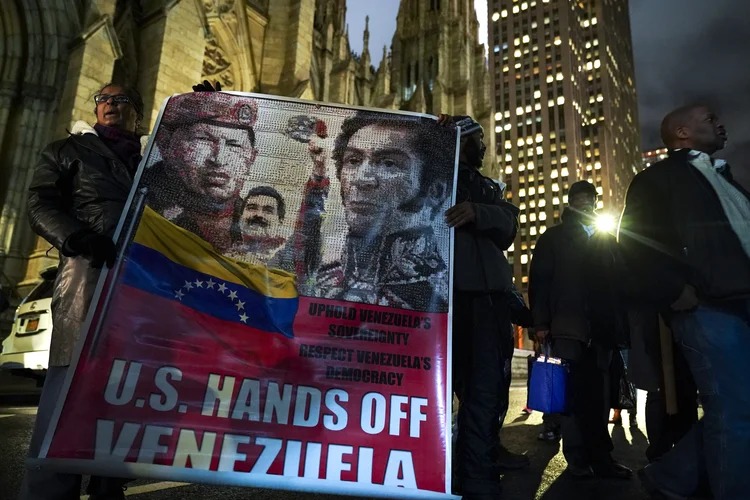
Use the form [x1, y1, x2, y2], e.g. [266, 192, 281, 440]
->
[499, 387, 652, 499]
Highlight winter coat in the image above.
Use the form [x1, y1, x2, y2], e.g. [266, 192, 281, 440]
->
[618, 149, 750, 307]
[27, 121, 142, 366]
[625, 304, 663, 392]
[453, 163, 519, 293]
[508, 285, 533, 328]
[529, 208, 627, 347]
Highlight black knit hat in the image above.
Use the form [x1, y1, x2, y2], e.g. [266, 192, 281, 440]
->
[568, 180, 598, 199]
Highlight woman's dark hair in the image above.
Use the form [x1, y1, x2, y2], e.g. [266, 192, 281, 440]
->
[92, 82, 145, 123]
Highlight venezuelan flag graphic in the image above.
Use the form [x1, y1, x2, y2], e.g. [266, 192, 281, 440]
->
[115, 207, 299, 366]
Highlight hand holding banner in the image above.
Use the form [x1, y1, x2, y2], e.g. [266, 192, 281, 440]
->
[35, 92, 459, 499]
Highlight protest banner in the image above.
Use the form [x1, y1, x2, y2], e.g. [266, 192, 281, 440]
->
[33, 92, 459, 498]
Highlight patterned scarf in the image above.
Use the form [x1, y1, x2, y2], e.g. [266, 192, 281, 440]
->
[94, 123, 142, 169]
[688, 150, 750, 260]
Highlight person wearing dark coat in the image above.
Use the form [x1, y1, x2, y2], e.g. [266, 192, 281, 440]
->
[19, 83, 144, 500]
[624, 305, 698, 463]
[620, 104, 750, 500]
[438, 114, 521, 499]
[529, 180, 632, 480]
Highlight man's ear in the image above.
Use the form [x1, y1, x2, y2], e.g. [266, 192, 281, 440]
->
[675, 125, 690, 140]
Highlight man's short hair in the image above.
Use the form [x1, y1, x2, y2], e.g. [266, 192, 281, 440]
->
[331, 111, 454, 203]
[568, 180, 598, 199]
[243, 186, 285, 223]
[660, 103, 708, 148]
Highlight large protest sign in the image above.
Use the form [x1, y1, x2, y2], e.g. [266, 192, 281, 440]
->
[35, 92, 459, 498]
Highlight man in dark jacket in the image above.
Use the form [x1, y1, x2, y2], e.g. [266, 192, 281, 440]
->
[19, 83, 143, 500]
[620, 104, 750, 500]
[438, 114, 521, 499]
[529, 181, 632, 480]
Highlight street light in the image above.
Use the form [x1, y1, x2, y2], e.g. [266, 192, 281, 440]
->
[595, 213, 617, 233]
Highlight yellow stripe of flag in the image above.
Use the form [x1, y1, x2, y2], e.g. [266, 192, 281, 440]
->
[133, 206, 298, 299]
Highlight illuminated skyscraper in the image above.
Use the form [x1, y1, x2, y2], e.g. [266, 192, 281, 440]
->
[487, 0, 641, 290]
[642, 147, 669, 169]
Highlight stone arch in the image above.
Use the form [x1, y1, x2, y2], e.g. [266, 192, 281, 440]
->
[0, 0, 79, 302]
[202, 27, 240, 90]
[201, 2, 258, 92]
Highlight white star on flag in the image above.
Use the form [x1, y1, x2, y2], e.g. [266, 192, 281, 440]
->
[228, 290, 238, 300]
[194, 279, 204, 288]
[206, 279, 215, 289]
[184, 280, 193, 290]
[174, 289, 185, 300]
[235, 300, 245, 311]
[217, 283, 227, 293]
[239, 313, 248, 323]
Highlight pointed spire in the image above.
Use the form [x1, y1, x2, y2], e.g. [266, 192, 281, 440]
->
[339, 0, 347, 33]
[363, 15, 370, 54]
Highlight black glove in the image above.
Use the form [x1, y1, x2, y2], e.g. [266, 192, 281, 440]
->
[192, 80, 222, 92]
[62, 230, 117, 269]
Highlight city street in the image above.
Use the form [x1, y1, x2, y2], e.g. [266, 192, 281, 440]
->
[0, 373, 654, 500]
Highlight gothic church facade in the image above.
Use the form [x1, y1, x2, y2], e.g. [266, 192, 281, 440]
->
[0, 0, 493, 308]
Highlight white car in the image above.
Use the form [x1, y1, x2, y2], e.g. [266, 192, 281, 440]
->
[0, 267, 57, 379]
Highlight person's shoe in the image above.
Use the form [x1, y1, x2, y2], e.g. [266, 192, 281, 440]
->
[88, 483, 127, 500]
[638, 468, 688, 500]
[566, 463, 595, 479]
[89, 489, 126, 500]
[521, 406, 532, 415]
[537, 429, 560, 441]
[592, 460, 633, 479]
[629, 412, 638, 427]
[497, 446, 530, 470]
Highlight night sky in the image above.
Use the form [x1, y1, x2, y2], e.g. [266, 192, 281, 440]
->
[348, 1, 750, 168]
[630, 0, 750, 167]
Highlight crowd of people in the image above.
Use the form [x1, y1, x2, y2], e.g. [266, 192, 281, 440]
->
[16, 75, 749, 500]
[444, 103, 749, 500]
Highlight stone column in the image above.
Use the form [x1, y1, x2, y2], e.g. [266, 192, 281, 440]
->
[54, 16, 121, 138]
[138, 0, 207, 131]
[1, 87, 60, 290]
[261, 0, 315, 96]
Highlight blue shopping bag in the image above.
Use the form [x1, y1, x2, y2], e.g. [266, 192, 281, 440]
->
[527, 346, 569, 414]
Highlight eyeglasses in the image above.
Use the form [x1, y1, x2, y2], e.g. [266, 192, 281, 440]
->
[94, 94, 131, 105]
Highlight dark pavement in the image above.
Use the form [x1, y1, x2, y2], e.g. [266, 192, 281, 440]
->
[0, 373, 654, 500]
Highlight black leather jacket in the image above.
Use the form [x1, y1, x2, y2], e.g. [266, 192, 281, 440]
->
[27, 124, 138, 366]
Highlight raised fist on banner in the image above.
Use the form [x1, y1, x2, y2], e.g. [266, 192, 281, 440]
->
[308, 133, 335, 178]
[284, 115, 332, 178]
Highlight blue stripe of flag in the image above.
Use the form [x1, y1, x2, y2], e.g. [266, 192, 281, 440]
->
[121, 243, 298, 338]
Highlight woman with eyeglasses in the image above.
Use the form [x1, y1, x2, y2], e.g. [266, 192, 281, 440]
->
[20, 82, 144, 500]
